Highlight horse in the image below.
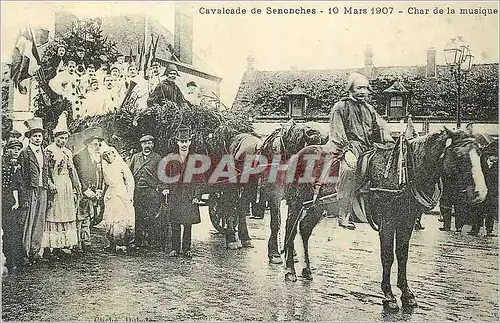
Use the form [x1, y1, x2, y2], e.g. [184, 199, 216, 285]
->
[202, 129, 265, 249]
[258, 119, 325, 264]
[282, 128, 488, 312]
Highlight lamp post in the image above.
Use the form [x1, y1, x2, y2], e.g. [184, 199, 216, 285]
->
[443, 36, 474, 129]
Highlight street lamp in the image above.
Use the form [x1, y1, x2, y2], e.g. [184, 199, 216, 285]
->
[443, 36, 475, 128]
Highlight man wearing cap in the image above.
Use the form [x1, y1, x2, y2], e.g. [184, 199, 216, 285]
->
[147, 63, 186, 107]
[17, 118, 53, 264]
[2, 137, 26, 272]
[129, 135, 162, 249]
[73, 129, 105, 253]
[329, 73, 394, 230]
[160, 126, 202, 259]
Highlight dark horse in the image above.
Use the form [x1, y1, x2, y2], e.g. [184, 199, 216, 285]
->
[283, 128, 488, 311]
[258, 119, 325, 263]
[204, 131, 264, 249]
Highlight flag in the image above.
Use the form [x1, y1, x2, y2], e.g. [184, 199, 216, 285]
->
[10, 26, 41, 94]
[151, 36, 160, 63]
[143, 35, 154, 78]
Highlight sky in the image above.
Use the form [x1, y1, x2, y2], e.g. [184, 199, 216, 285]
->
[2, 1, 499, 106]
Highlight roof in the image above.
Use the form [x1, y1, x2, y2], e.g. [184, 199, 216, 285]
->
[383, 80, 409, 94]
[286, 86, 308, 96]
[231, 63, 499, 118]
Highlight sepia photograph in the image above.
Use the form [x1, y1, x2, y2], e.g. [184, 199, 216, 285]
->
[1, 1, 498, 321]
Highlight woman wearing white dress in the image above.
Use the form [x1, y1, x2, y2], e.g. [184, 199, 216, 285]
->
[98, 143, 135, 253]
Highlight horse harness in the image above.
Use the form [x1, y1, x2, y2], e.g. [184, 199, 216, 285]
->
[356, 137, 443, 231]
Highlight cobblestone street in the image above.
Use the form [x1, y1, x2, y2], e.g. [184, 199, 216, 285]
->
[2, 205, 498, 321]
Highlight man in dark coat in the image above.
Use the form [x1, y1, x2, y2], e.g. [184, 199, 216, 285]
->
[17, 118, 52, 264]
[129, 135, 162, 249]
[147, 63, 186, 107]
[160, 127, 202, 259]
[73, 131, 104, 253]
[329, 73, 394, 229]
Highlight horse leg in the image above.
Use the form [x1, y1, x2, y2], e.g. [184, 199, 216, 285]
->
[396, 214, 418, 308]
[284, 203, 301, 282]
[299, 206, 322, 280]
[268, 191, 282, 264]
[379, 216, 399, 312]
[223, 190, 238, 250]
[237, 188, 253, 248]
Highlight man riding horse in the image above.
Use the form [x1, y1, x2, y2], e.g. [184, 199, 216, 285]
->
[329, 72, 394, 229]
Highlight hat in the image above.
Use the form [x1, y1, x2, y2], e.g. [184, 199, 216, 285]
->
[110, 64, 120, 71]
[24, 117, 44, 137]
[5, 138, 23, 150]
[139, 135, 155, 143]
[164, 64, 180, 76]
[9, 129, 22, 139]
[175, 126, 193, 141]
[187, 81, 198, 87]
[151, 61, 160, 68]
[83, 127, 105, 145]
[345, 72, 372, 92]
[53, 111, 69, 137]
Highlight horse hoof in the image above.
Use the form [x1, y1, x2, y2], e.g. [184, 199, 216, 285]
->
[401, 295, 418, 308]
[285, 272, 297, 282]
[227, 242, 238, 250]
[382, 299, 399, 313]
[301, 268, 313, 280]
[269, 256, 283, 265]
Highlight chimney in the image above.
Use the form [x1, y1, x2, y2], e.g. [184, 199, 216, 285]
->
[247, 54, 255, 71]
[174, 3, 193, 65]
[426, 47, 436, 78]
[364, 45, 373, 78]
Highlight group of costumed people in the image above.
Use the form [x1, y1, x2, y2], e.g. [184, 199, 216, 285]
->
[2, 108, 204, 273]
[45, 44, 203, 119]
[2, 112, 139, 272]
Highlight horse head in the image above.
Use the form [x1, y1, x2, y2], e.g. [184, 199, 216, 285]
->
[440, 127, 488, 204]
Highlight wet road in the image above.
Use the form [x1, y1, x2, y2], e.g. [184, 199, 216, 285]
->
[2, 205, 498, 322]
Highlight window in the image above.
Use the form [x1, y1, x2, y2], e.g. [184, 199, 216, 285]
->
[290, 97, 304, 117]
[390, 96, 403, 107]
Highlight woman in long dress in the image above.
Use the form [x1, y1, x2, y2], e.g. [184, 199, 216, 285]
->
[98, 144, 135, 253]
[42, 126, 81, 259]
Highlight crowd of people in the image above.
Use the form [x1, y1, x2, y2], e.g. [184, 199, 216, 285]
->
[45, 45, 203, 119]
[2, 108, 206, 273]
